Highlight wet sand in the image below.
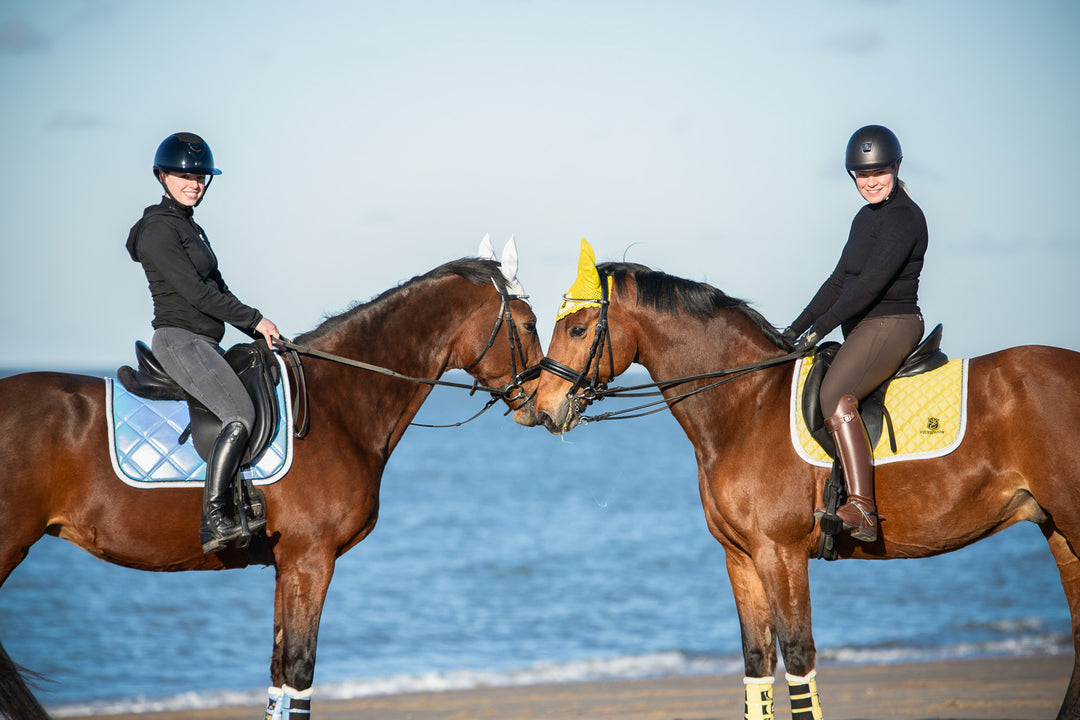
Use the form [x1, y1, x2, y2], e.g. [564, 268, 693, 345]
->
[82, 654, 1071, 720]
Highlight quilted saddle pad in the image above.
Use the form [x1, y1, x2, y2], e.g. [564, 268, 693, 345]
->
[790, 355, 969, 468]
[105, 353, 293, 488]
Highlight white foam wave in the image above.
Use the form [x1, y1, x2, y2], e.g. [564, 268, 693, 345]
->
[48, 634, 1070, 717]
[819, 632, 1070, 667]
[48, 650, 741, 717]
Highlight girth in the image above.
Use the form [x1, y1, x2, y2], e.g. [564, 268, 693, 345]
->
[116, 340, 281, 466]
[802, 323, 948, 459]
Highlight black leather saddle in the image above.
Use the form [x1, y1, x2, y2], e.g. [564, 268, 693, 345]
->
[801, 323, 948, 459]
[116, 340, 281, 466]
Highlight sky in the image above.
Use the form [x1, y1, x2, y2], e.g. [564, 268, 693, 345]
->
[1, 0, 1078, 370]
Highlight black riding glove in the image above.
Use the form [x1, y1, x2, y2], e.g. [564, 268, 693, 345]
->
[792, 329, 820, 353]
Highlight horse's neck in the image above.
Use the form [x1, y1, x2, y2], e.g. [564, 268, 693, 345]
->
[635, 308, 781, 378]
[635, 308, 788, 440]
[305, 279, 480, 451]
[320, 279, 470, 375]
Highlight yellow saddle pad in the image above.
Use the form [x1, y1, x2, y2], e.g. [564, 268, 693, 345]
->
[790, 353, 969, 467]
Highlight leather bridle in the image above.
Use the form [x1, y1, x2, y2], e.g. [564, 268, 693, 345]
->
[537, 270, 615, 416]
[461, 283, 541, 408]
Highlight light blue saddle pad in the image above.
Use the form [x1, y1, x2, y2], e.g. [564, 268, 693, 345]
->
[105, 354, 293, 488]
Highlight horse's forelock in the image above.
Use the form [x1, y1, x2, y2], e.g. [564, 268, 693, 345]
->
[597, 262, 788, 349]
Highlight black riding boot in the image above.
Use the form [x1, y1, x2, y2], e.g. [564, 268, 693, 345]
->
[825, 394, 878, 543]
[199, 421, 248, 553]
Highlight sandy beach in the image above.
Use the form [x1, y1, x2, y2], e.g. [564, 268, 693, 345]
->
[82, 654, 1072, 720]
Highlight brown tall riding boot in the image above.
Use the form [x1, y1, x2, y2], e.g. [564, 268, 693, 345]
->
[825, 395, 878, 543]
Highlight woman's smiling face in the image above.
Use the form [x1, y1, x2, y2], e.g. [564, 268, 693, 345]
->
[854, 165, 897, 204]
[161, 172, 207, 207]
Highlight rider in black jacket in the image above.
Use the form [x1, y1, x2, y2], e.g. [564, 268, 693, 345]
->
[783, 125, 927, 544]
[126, 195, 263, 341]
[127, 132, 281, 554]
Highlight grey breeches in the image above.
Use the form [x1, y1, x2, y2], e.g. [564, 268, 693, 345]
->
[819, 314, 924, 419]
[152, 327, 255, 433]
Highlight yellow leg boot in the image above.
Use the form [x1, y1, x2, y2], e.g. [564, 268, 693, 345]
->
[787, 670, 824, 720]
[744, 676, 775, 720]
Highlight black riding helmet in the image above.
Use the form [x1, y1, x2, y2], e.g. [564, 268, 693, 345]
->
[153, 132, 221, 206]
[845, 124, 902, 175]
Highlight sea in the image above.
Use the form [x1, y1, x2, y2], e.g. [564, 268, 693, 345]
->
[0, 368, 1070, 717]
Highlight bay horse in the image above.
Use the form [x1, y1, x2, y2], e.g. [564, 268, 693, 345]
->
[534, 255, 1080, 720]
[0, 256, 542, 719]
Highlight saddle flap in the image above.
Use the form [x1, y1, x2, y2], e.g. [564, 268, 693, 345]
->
[800, 342, 839, 447]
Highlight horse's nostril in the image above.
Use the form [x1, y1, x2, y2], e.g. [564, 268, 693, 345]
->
[537, 410, 559, 434]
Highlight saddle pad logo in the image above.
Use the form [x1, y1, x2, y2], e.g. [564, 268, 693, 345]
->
[790, 356, 969, 467]
[104, 355, 293, 488]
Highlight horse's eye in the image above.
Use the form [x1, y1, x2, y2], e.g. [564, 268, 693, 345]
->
[522, 322, 536, 334]
[569, 325, 587, 339]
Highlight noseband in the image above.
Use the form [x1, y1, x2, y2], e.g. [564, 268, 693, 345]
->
[537, 271, 615, 414]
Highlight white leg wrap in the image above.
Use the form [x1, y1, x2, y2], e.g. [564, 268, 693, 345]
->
[265, 685, 313, 719]
[786, 670, 823, 720]
[265, 687, 283, 720]
[744, 676, 775, 720]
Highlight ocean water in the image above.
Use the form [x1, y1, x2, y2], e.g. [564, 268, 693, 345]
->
[0, 370, 1071, 716]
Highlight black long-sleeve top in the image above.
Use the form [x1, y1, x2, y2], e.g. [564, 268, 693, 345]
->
[126, 196, 261, 343]
[789, 186, 926, 339]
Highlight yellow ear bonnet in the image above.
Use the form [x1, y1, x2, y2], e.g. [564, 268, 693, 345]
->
[556, 238, 607, 321]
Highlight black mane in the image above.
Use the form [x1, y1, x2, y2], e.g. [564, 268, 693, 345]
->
[597, 262, 789, 349]
[295, 257, 505, 344]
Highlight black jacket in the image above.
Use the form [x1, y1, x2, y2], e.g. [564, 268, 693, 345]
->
[790, 186, 926, 339]
[126, 197, 261, 343]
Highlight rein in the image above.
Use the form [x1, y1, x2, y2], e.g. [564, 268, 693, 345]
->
[538, 271, 806, 423]
[573, 353, 804, 423]
[274, 284, 540, 429]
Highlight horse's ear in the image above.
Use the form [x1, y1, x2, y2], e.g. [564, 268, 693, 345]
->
[477, 233, 496, 261]
[556, 238, 602, 320]
[500, 236, 519, 282]
[499, 235, 530, 305]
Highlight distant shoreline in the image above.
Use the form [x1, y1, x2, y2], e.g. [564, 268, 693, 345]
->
[64, 654, 1071, 720]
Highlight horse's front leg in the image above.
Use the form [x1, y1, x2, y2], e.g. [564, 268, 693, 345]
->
[266, 555, 335, 719]
[726, 549, 780, 720]
[726, 546, 824, 720]
[753, 543, 823, 720]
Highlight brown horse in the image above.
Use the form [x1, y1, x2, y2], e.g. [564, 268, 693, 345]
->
[534, 257, 1080, 720]
[0, 257, 542, 719]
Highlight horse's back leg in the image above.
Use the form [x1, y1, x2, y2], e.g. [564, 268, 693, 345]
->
[0, 640, 50, 720]
[0, 507, 52, 720]
[0, 537, 50, 720]
[1045, 525, 1080, 720]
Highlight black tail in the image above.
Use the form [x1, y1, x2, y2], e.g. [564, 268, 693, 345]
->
[0, 639, 49, 720]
